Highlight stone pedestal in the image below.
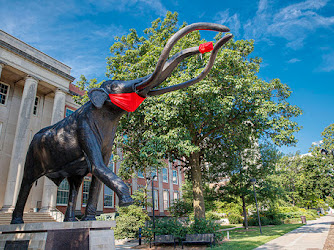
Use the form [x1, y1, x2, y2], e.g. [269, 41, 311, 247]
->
[0, 221, 116, 250]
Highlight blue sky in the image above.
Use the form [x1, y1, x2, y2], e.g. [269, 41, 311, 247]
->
[1, 0, 333, 154]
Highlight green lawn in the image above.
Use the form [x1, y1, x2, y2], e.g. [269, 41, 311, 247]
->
[213, 223, 302, 250]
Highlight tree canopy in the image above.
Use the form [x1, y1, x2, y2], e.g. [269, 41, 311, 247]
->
[75, 11, 302, 218]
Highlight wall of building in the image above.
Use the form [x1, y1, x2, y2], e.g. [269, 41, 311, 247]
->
[0, 29, 76, 213]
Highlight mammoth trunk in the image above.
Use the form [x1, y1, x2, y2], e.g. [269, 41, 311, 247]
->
[190, 153, 205, 219]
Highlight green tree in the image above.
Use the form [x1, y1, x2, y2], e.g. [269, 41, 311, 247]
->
[73, 75, 103, 105]
[321, 124, 334, 151]
[275, 150, 334, 208]
[218, 141, 282, 228]
[110, 13, 301, 218]
[75, 12, 302, 218]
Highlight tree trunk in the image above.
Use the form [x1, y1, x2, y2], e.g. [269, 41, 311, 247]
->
[242, 194, 248, 229]
[190, 153, 205, 219]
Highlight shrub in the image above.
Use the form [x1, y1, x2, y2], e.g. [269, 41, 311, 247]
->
[215, 201, 243, 216]
[114, 205, 149, 240]
[188, 218, 223, 241]
[247, 206, 320, 226]
[228, 213, 243, 224]
[143, 218, 223, 242]
[144, 217, 188, 240]
[276, 206, 318, 220]
[248, 216, 274, 226]
[168, 199, 192, 217]
[206, 211, 221, 221]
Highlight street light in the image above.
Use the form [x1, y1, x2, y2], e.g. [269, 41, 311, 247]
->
[147, 174, 157, 241]
[250, 178, 262, 234]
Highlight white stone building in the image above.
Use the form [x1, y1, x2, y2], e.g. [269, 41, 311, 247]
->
[0, 30, 184, 220]
[0, 29, 80, 215]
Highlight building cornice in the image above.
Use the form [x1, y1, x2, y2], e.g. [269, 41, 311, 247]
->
[0, 40, 75, 82]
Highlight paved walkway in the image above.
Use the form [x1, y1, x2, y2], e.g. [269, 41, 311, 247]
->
[115, 239, 141, 250]
[256, 214, 334, 250]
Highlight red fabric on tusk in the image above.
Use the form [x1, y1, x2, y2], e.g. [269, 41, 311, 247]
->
[199, 42, 213, 54]
[109, 92, 146, 112]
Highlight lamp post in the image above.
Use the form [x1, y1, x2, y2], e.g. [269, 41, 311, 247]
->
[147, 174, 157, 241]
[250, 178, 262, 234]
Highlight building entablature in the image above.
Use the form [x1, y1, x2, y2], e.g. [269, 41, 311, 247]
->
[0, 30, 75, 93]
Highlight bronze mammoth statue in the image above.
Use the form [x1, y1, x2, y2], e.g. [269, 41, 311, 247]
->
[11, 23, 232, 224]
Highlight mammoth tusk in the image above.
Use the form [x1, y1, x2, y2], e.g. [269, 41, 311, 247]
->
[153, 46, 200, 89]
[135, 22, 230, 92]
[147, 33, 233, 96]
[153, 42, 216, 87]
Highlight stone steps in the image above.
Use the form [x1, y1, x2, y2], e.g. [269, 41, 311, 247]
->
[0, 212, 57, 225]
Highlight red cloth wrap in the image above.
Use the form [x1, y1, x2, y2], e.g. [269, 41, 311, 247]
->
[109, 92, 146, 112]
[199, 42, 213, 54]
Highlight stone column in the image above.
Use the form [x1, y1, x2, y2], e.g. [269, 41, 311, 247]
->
[158, 170, 164, 215]
[0, 63, 4, 78]
[40, 89, 66, 212]
[1, 76, 38, 212]
[178, 165, 183, 198]
[169, 161, 174, 206]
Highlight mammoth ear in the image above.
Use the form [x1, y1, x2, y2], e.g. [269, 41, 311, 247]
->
[88, 88, 108, 108]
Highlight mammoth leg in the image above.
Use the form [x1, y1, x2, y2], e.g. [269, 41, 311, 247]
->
[79, 127, 133, 207]
[81, 176, 102, 221]
[64, 176, 83, 222]
[11, 152, 42, 224]
[91, 164, 133, 207]
[11, 175, 38, 224]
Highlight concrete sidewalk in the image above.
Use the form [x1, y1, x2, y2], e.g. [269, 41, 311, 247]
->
[115, 239, 141, 250]
[256, 214, 334, 250]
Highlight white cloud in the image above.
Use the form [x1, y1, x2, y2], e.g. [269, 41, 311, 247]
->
[312, 140, 323, 146]
[268, 0, 334, 48]
[319, 51, 334, 72]
[215, 10, 241, 37]
[287, 58, 301, 63]
[214, 0, 334, 49]
[86, 0, 167, 15]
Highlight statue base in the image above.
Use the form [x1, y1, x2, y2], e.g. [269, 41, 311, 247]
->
[0, 220, 116, 250]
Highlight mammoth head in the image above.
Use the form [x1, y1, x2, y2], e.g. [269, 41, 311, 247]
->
[88, 22, 233, 111]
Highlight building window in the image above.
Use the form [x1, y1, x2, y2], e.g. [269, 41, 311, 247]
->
[104, 186, 114, 207]
[172, 170, 178, 184]
[163, 190, 169, 210]
[162, 168, 168, 183]
[33, 97, 39, 115]
[153, 190, 159, 210]
[65, 107, 75, 117]
[151, 168, 158, 180]
[104, 155, 115, 207]
[0, 82, 10, 105]
[56, 179, 69, 205]
[173, 191, 179, 201]
[138, 170, 144, 178]
[82, 176, 91, 206]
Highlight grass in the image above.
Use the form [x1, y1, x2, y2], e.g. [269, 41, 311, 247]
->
[213, 223, 302, 250]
